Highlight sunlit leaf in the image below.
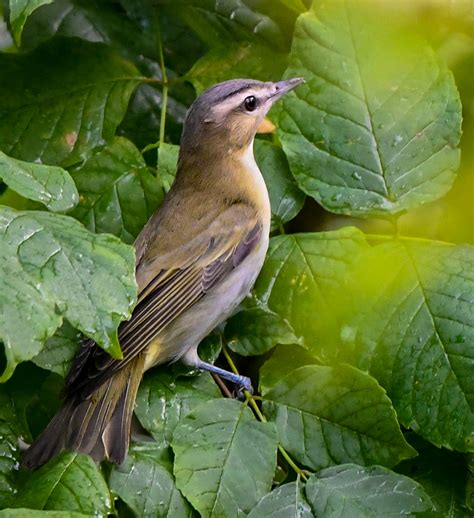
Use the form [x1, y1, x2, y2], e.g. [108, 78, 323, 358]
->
[69, 137, 163, 243]
[109, 443, 193, 518]
[263, 365, 416, 470]
[172, 399, 278, 517]
[14, 453, 112, 515]
[332, 240, 474, 452]
[304, 464, 435, 517]
[0, 38, 141, 166]
[276, 1, 462, 216]
[253, 227, 369, 356]
[158, 143, 179, 192]
[9, 0, 53, 45]
[248, 478, 312, 518]
[0, 207, 137, 380]
[0, 152, 78, 212]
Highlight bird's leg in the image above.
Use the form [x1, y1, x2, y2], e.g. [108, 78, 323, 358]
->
[194, 359, 253, 394]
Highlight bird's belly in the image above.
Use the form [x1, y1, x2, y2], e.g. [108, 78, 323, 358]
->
[143, 233, 269, 371]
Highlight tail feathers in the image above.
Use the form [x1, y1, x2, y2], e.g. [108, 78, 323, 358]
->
[22, 355, 144, 470]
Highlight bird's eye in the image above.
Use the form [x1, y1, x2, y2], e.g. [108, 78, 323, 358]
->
[244, 95, 257, 112]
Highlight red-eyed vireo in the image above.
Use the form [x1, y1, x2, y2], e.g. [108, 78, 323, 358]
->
[23, 77, 304, 468]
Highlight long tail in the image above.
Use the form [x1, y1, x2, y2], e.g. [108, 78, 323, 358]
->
[22, 355, 145, 469]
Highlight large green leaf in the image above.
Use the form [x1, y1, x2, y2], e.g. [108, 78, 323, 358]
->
[276, 1, 461, 217]
[304, 464, 435, 517]
[134, 370, 220, 444]
[0, 38, 141, 167]
[333, 240, 474, 451]
[397, 435, 471, 517]
[0, 152, 78, 212]
[109, 443, 193, 518]
[14, 453, 112, 515]
[255, 140, 305, 231]
[263, 365, 416, 471]
[69, 137, 163, 243]
[176, 0, 297, 51]
[8, 0, 53, 44]
[0, 207, 137, 381]
[172, 399, 278, 517]
[187, 43, 287, 95]
[225, 307, 301, 357]
[253, 227, 369, 355]
[0, 511, 89, 517]
[248, 479, 312, 518]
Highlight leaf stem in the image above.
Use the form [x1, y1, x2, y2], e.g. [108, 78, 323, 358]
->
[156, 22, 168, 150]
[222, 346, 308, 482]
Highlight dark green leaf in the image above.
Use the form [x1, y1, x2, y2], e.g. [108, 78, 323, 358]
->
[14, 452, 112, 515]
[304, 464, 435, 517]
[187, 43, 287, 95]
[397, 434, 471, 517]
[172, 399, 278, 517]
[109, 442, 193, 518]
[248, 479, 313, 518]
[0, 510, 89, 517]
[225, 307, 301, 356]
[276, 1, 461, 216]
[0, 38, 141, 166]
[263, 365, 416, 471]
[259, 344, 318, 394]
[0, 152, 78, 212]
[135, 370, 220, 444]
[8, 0, 53, 44]
[32, 322, 80, 377]
[177, 0, 297, 51]
[255, 140, 305, 231]
[69, 136, 163, 243]
[332, 240, 474, 451]
[0, 207, 137, 380]
[253, 227, 369, 356]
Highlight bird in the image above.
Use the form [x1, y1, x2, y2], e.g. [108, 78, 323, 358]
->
[22, 77, 304, 469]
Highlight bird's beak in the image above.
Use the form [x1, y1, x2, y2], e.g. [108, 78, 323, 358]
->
[269, 77, 305, 102]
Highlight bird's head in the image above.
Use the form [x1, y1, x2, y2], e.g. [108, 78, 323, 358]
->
[180, 78, 304, 154]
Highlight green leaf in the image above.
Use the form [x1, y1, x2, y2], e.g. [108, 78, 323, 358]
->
[177, 0, 297, 51]
[260, 344, 318, 393]
[32, 322, 80, 377]
[333, 240, 474, 452]
[0, 206, 137, 381]
[263, 365, 416, 471]
[134, 370, 220, 444]
[187, 43, 287, 95]
[109, 442, 193, 518]
[69, 137, 163, 244]
[397, 434, 471, 517]
[248, 479, 312, 518]
[158, 142, 180, 192]
[0, 152, 78, 212]
[225, 307, 302, 356]
[276, 1, 462, 217]
[0, 510, 89, 517]
[14, 452, 112, 515]
[0, 37, 141, 167]
[304, 464, 435, 517]
[255, 140, 305, 231]
[172, 399, 278, 517]
[9, 0, 53, 45]
[253, 227, 369, 356]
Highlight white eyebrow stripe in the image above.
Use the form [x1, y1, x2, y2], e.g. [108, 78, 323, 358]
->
[210, 89, 263, 118]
